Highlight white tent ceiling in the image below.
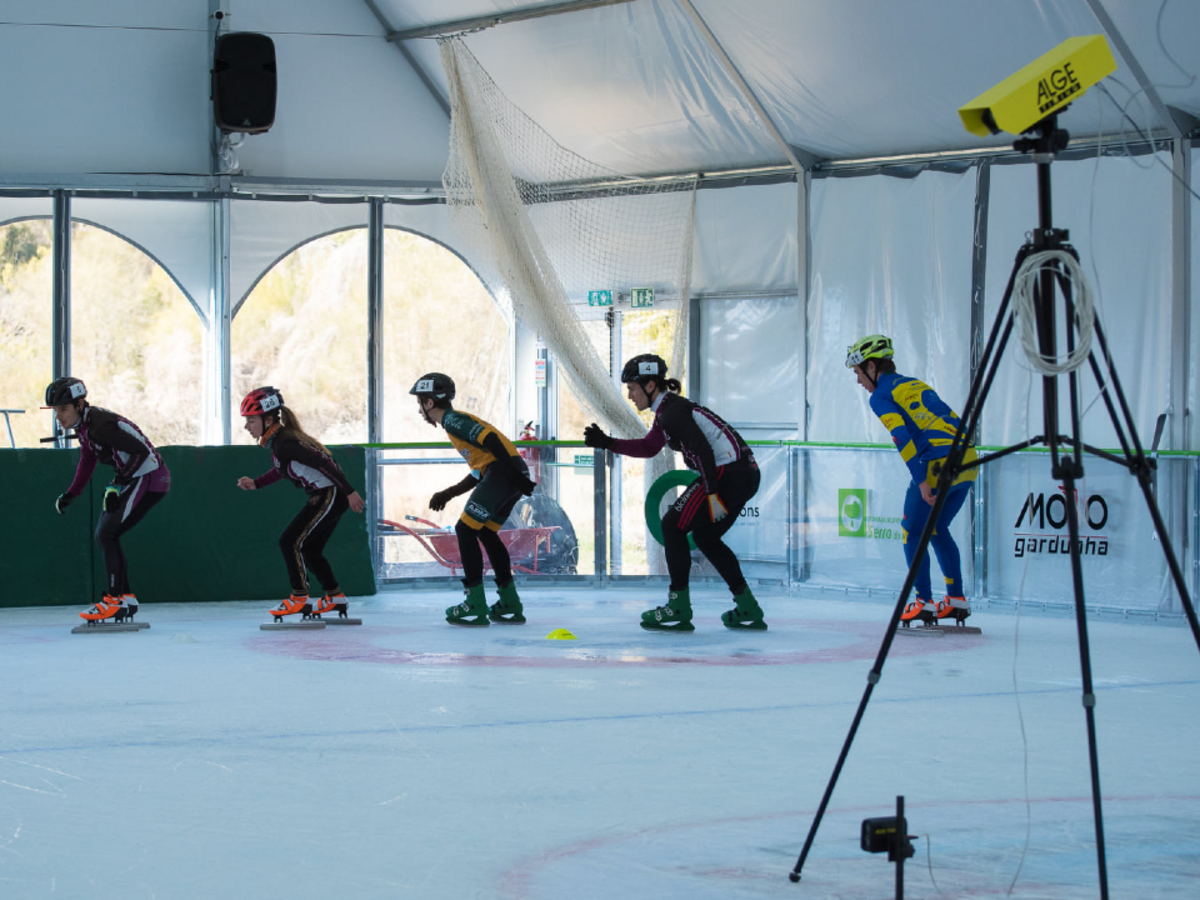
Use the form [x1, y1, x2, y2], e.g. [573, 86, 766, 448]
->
[1, 0, 1196, 186]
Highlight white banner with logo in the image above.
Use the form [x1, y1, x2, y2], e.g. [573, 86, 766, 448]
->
[802, 448, 974, 595]
[716, 445, 789, 564]
[983, 453, 1190, 612]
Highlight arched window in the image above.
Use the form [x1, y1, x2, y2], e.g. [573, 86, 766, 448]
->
[0, 219, 52, 447]
[232, 230, 368, 445]
[70, 222, 204, 446]
[0, 219, 201, 448]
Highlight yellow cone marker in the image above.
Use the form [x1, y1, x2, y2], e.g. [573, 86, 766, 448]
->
[545, 628, 576, 641]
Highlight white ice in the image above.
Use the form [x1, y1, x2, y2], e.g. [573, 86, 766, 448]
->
[0, 586, 1197, 900]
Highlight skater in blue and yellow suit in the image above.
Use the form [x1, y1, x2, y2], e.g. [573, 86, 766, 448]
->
[410, 373, 536, 627]
[847, 335, 977, 623]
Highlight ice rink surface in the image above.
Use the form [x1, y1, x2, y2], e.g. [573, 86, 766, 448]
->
[1, 585, 1197, 900]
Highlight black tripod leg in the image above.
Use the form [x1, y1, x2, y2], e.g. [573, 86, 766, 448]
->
[1132, 466, 1200, 651]
[1061, 470, 1110, 900]
[789, 486, 951, 883]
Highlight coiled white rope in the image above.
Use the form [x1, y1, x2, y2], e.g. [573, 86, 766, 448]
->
[1011, 249, 1096, 375]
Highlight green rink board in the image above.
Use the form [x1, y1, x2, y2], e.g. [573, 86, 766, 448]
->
[1, 445, 375, 609]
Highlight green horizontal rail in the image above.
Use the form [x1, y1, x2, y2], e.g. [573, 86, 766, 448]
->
[356, 440, 1200, 457]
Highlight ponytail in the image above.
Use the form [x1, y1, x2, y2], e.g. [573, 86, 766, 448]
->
[661, 377, 683, 393]
[279, 406, 330, 456]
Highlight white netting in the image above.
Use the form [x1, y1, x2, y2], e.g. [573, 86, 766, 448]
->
[440, 38, 699, 575]
[439, 37, 697, 436]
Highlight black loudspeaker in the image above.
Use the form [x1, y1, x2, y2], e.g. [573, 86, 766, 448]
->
[212, 32, 276, 134]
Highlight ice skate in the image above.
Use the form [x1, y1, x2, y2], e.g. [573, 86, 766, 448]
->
[269, 593, 313, 623]
[314, 591, 348, 618]
[488, 581, 526, 625]
[641, 588, 695, 632]
[80, 594, 125, 623]
[934, 595, 971, 624]
[447, 582, 490, 627]
[119, 594, 138, 621]
[899, 597, 931, 628]
[721, 586, 767, 631]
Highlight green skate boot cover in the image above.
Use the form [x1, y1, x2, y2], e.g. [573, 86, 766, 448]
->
[489, 581, 526, 624]
[447, 582, 490, 627]
[721, 585, 767, 631]
[641, 588, 695, 632]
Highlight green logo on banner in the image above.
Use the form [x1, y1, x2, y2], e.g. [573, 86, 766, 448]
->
[839, 488, 867, 537]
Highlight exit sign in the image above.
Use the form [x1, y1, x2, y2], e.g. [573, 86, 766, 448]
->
[630, 287, 654, 309]
[588, 290, 613, 307]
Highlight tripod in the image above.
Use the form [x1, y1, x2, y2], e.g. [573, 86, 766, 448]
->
[789, 113, 1200, 898]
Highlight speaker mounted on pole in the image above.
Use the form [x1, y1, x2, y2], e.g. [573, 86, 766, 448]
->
[212, 32, 276, 135]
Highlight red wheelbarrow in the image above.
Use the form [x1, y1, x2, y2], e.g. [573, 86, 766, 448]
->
[380, 516, 561, 576]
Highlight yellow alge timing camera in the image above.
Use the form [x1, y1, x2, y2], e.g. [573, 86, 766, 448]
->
[959, 35, 1117, 137]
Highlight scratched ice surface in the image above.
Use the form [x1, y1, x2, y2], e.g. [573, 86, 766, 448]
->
[1, 587, 1196, 899]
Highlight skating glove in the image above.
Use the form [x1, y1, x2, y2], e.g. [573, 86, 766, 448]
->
[429, 489, 455, 512]
[55, 492, 73, 515]
[103, 484, 122, 514]
[514, 473, 537, 497]
[707, 493, 728, 522]
[583, 423, 615, 451]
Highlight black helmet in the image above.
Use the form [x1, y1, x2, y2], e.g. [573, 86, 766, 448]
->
[620, 354, 668, 385]
[44, 376, 87, 407]
[409, 373, 456, 401]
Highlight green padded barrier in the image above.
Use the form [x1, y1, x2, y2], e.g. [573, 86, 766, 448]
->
[1, 448, 97, 607]
[1, 445, 374, 609]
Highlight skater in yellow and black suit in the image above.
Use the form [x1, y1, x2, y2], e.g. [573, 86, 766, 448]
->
[237, 387, 365, 622]
[846, 335, 977, 624]
[410, 373, 536, 626]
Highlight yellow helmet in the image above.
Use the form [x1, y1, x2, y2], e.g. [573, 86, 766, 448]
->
[845, 334, 893, 369]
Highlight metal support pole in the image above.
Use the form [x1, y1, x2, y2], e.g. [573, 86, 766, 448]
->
[594, 449, 608, 579]
[366, 197, 385, 577]
[51, 190, 71, 448]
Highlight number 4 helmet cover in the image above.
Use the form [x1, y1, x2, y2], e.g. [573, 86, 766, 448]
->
[620, 354, 668, 385]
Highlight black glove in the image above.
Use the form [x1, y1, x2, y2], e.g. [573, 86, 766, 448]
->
[583, 423, 615, 451]
[429, 489, 455, 512]
[103, 484, 122, 514]
[515, 474, 537, 497]
[55, 492, 74, 515]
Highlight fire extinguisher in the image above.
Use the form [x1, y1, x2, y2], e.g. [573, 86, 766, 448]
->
[516, 421, 540, 482]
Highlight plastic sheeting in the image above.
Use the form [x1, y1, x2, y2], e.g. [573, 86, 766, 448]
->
[982, 151, 1173, 450]
[697, 294, 801, 437]
[692, 182, 797, 294]
[807, 169, 977, 443]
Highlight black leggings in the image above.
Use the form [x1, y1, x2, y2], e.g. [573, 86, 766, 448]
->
[661, 459, 760, 593]
[280, 488, 349, 595]
[95, 489, 168, 595]
[456, 521, 514, 588]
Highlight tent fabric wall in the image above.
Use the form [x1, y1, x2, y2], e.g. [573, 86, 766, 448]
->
[71, 197, 214, 321]
[0, 197, 55, 227]
[807, 169, 977, 444]
[692, 182, 797, 294]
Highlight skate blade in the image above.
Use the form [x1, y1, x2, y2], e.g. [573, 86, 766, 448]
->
[446, 617, 490, 627]
[489, 613, 527, 625]
[321, 617, 363, 626]
[898, 623, 982, 636]
[72, 622, 143, 634]
[723, 620, 768, 631]
[259, 621, 327, 631]
[639, 621, 696, 633]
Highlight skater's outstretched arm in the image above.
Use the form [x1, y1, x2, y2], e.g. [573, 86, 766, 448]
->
[431, 474, 478, 511]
